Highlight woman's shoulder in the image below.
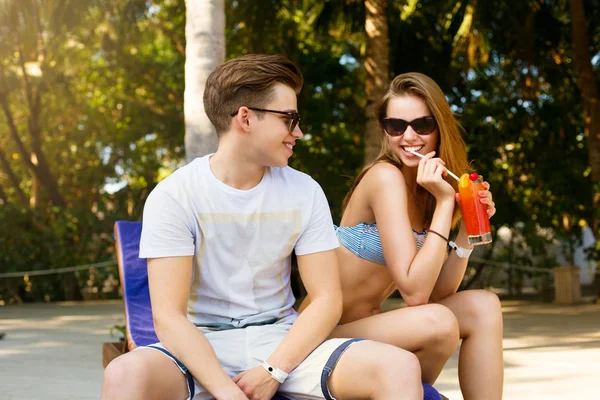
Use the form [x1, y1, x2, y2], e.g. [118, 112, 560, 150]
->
[363, 161, 406, 187]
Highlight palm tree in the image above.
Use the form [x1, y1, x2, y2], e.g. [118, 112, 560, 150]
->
[184, 0, 225, 163]
[364, 0, 389, 162]
[305, 0, 387, 162]
[569, 0, 600, 233]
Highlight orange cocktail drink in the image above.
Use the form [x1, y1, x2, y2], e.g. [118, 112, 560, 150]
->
[458, 173, 492, 245]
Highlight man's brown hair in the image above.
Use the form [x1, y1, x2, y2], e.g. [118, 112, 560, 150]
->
[203, 54, 304, 135]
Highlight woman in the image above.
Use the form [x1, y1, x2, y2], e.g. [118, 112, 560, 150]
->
[301, 72, 503, 399]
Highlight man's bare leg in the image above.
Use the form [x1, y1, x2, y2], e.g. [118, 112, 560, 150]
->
[328, 340, 423, 399]
[102, 349, 189, 400]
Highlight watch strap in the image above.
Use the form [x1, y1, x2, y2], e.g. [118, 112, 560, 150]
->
[448, 240, 473, 258]
[261, 361, 288, 384]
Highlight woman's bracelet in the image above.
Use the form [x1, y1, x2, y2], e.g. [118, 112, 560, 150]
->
[428, 229, 473, 258]
[427, 229, 449, 243]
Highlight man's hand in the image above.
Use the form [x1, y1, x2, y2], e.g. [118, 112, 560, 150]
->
[233, 366, 280, 400]
[212, 386, 250, 400]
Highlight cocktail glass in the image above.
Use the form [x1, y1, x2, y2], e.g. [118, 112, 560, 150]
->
[458, 173, 492, 245]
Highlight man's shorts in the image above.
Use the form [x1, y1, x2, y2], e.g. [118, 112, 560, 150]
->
[141, 322, 364, 400]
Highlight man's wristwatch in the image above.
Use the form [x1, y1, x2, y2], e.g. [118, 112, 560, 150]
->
[261, 361, 288, 384]
[448, 240, 473, 258]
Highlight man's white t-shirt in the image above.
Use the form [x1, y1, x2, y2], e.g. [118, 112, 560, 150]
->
[139, 154, 338, 327]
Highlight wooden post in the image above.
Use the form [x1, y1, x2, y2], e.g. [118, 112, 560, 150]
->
[553, 266, 581, 304]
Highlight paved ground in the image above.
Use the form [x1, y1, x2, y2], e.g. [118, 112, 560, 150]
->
[0, 299, 599, 399]
[0, 301, 123, 400]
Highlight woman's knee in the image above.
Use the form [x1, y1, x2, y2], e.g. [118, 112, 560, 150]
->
[463, 290, 503, 329]
[422, 304, 460, 350]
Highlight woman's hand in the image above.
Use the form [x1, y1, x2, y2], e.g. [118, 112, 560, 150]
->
[479, 181, 496, 218]
[455, 181, 496, 219]
[416, 151, 456, 202]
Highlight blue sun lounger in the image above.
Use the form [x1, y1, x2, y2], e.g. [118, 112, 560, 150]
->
[103, 220, 442, 400]
[114, 220, 158, 349]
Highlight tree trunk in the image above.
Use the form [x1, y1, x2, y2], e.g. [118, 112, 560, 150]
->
[0, 15, 64, 208]
[0, 181, 7, 204]
[62, 272, 83, 301]
[570, 0, 600, 233]
[184, 0, 225, 163]
[364, 0, 389, 163]
[520, 10, 537, 101]
[0, 149, 28, 206]
[30, 166, 40, 209]
[0, 92, 64, 207]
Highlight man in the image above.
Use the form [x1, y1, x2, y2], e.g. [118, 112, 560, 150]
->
[102, 54, 427, 400]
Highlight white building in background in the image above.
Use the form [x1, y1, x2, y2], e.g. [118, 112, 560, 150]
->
[487, 224, 597, 290]
[554, 226, 597, 285]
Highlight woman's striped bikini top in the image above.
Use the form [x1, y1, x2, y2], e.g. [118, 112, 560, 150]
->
[335, 222, 427, 265]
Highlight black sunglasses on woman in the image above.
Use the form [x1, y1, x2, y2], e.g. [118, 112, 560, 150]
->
[380, 116, 437, 137]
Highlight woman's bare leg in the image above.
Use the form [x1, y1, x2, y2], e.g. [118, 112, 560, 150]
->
[438, 289, 504, 400]
[331, 303, 459, 384]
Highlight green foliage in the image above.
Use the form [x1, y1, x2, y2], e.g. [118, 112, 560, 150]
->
[0, 0, 185, 301]
[452, 0, 595, 257]
[0, 0, 598, 303]
[110, 324, 127, 341]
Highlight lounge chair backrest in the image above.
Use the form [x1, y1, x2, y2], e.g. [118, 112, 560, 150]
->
[114, 220, 159, 350]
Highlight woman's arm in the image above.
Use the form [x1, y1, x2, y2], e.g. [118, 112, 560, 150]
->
[430, 182, 496, 301]
[366, 155, 456, 306]
[429, 222, 471, 301]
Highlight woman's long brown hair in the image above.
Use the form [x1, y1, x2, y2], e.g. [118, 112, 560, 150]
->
[342, 72, 469, 228]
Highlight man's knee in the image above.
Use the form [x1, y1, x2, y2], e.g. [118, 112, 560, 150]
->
[370, 345, 424, 398]
[356, 341, 422, 385]
[102, 350, 185, 400]
[375, 345, 422, 381]
[102, 356, 133, 399]
[329, 341, 422, 398]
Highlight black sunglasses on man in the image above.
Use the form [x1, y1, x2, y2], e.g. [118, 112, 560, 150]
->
[231, 107, 301, 133]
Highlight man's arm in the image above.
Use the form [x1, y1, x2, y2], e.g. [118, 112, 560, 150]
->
[233, 249, 342, 400]
[148, 256, 248, 400]
[265, 249, 343, 372]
